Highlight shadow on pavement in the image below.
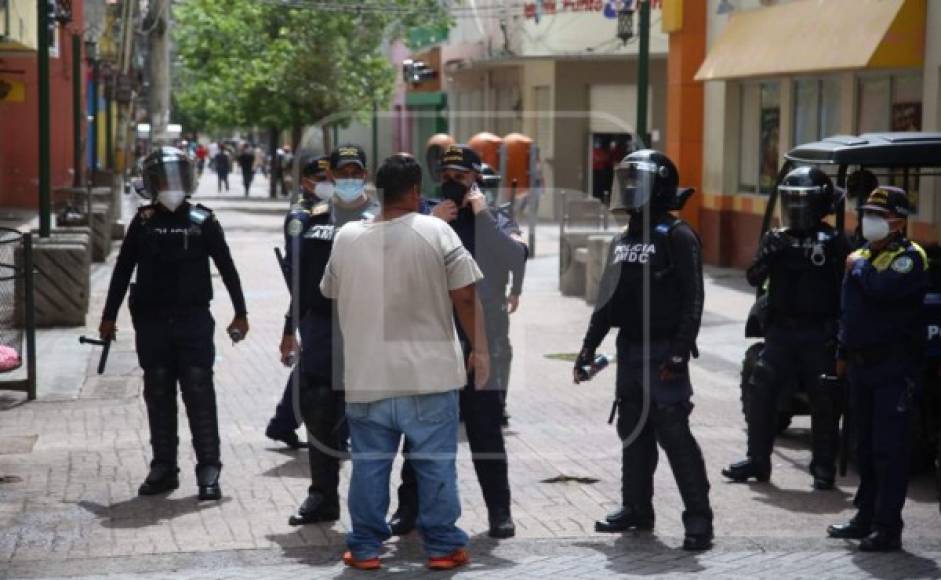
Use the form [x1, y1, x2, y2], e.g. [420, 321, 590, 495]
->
[574, 533, 707, 575]
[75, 495, 232, 529]
[851, 548, 941, 578]
[747, 482, 853, 514]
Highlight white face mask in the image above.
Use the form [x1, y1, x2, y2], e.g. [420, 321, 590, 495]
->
[334, 178, 365, 203]
[157, 190, 186, 212]
[861, 214, 890, 242]
[314, 181, 335, 200]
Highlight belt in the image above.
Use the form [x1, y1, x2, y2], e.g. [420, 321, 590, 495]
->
[846, 343, 912, 367]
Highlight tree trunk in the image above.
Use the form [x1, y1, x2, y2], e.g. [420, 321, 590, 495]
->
[268, 126, 278, 199]
[322, 125, 332, 155]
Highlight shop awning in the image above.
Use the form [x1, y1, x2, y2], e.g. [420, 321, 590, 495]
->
[695, 0, 925, 81]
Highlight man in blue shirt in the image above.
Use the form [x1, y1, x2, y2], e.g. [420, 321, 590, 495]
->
[828, 186, 929, 552]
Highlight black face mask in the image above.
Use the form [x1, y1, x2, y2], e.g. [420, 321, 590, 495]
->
[441, 179, 468, 205]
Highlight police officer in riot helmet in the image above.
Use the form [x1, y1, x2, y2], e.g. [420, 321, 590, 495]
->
[723, 166, 848, 490]
[100, 147, 249, 500]
[389, 145, 528, 539]
[575, 149, 713, 551]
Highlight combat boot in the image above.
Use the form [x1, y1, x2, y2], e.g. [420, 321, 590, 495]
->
[594, 506, 655, 533]
[827, 517, 871, 539]
[721, 458, 770, 482]
[196, 464, 222, 501]
[488, 506, 516, 539]
[288, 492, 340, 526]
[138, 463, 180, 496]
[859, 530, 901, 552]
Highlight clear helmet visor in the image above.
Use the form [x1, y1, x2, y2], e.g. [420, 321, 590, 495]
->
[613, 161, 656, 211]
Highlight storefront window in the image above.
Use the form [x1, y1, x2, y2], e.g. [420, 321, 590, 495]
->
[793, 77, 842, 146]
[858, 74, 922, 133]
[758, 83, 780, 194]
[739, 82, 780, 195]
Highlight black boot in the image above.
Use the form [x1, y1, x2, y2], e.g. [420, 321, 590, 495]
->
[859, 530, 902, 552]
[657, 404, 714, 551]
[142, 367, 179, 490]
[138, 463, 180, 496]
[721, 458, 770, 483]
[265, 424, 308, 449]
[180, 367, 222, 500]
[488, 506, 516, 539]
[389, 506, 417, 536]
[196, 464, 222, 501]
[827, 517, 871, 539]
[288, 492, 340, 525]
[594, 506, 655, 532]
[809, 378, 840, 492]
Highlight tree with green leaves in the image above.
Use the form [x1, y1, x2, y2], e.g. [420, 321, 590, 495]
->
[173, 0, 449, 152]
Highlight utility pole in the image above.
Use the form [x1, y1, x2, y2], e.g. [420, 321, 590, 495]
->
[148, 0, 171, 144]
[636, 0, 650, 147]
[37, 0, 52, 237]
[72, 33, 82, 188]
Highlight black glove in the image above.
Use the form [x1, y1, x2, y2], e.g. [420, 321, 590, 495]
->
[574, 347, 596, 384]
[659, 346, 689, 379]
[758, 230, 789, 261]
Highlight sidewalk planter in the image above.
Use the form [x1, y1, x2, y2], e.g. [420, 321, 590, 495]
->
[560, 231, 599, 297]
[585, 234, 615, 305]
[23, 235, 90, 327]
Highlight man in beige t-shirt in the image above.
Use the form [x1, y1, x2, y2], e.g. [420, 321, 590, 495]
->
[321, 154, 488, 571]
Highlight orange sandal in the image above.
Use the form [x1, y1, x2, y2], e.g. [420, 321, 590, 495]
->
[342, 551, 381, 570]
[427, 548, 470, 570]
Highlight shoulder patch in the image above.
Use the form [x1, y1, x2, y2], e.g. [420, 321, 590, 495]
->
[891, 255, 914, 274]
[286, 218, 305, 237]
[189, 206, 212, 225]
[312, 202, 330, 217]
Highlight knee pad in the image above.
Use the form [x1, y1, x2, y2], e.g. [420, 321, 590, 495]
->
[143, 367, 175, 399]
[749, 359, 778, 393]
[179, 367, 215, 402]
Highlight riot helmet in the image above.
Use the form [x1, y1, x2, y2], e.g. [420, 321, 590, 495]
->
[140, 146, 196, 198]
[778, 166, 834, 232]
[611, 149, 686, 214]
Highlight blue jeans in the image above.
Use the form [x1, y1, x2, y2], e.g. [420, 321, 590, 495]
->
[346, 390, 467, 560]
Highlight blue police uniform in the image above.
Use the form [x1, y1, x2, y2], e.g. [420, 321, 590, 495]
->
[840, 237, 928, 537]
[280, 197, 378, 523]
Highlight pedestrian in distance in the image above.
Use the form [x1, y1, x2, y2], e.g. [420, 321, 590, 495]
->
[828, 186, 929, 552]
[574, 149, 713, 551]
[388, 145, 526, 540]
[321, 153, 486, 571]
[238, 143, 256, 197]
[213, 143, 231, 193]
[99, 147, 249, 501]
[723, 166, 849, 490]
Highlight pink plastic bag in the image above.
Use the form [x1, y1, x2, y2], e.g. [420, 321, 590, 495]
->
[0, 344, 20, 372]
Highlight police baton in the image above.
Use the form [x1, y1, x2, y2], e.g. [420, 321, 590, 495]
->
[820, 374, 850, 476]
[79, 336, 112, 375]
[274, 247, 290, 289]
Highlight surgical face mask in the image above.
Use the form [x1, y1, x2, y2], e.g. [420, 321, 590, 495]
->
[157, 190, 186, 212]
[334, 178, 365, 202]
[441, 179, 468, 205]
[861, 214, 890, 242]
[314, 181, 335, 200]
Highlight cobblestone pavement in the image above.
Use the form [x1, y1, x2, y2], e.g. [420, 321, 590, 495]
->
[0, 174, 939, 579]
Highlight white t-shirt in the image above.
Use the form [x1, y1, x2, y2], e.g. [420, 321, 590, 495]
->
[320, 212, 483, 403]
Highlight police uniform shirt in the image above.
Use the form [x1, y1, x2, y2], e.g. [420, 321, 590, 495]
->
[839, 238, 929, 353]
[102, 202, 247, 321]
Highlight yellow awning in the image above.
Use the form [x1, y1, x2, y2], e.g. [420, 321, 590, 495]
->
[695, 0, 925, 81]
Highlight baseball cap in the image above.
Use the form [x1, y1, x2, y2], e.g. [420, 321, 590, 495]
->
[439, 144, 482, 173]
[301, 155, 330, 177]
[330, 144, 367, 170]
[861, 186, 912, 217]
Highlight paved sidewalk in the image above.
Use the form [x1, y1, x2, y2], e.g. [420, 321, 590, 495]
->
[0, 176, 939, 579]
